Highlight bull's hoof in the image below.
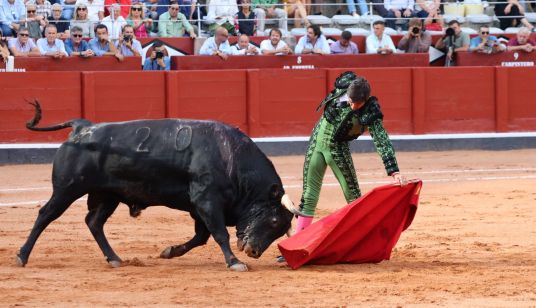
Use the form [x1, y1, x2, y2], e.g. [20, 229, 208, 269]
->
[160, 245, 187, 259]
[15, 255, 26, 267]
[160, 246, 174, 259]
[228, 262, 248, 272]
[108, 260, 122, 268]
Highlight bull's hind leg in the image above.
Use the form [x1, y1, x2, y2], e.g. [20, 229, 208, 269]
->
[85, 193, 121, 267]
[160, 219, 210, 259]
[17, 192, 82, 267]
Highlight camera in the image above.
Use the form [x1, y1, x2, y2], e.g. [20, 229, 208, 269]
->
[123, 35, 132, 42]
[155, 51, 164, 59]
[445, 27, 455, 36]
[412, 27, 420, 35]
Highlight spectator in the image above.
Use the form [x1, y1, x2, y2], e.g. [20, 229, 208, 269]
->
[126, 3, 153, 38]
[435, 20, 469, 65]
[101, 3, 127, 40]
[104, 0, 131, 18]
[414, 0, 439, 19]
[61, 0, 77, 20]
[295, 24, 330, 54]
[346, 0, 368, 17]
[70, 3, 93, 38]
[48, 4, 71, 38]
[155, 0, 171, 18]
[507, 27, 536, 52]
[231, 33, 259, 55]
[0, 30, 11, 62]
[88, 23, 123, 59]
[177, 0, 196, 20]
[423, 9, 443, 31]
[366, 20, 396, 54]
[206, 0, 239, 35]
[237, 0, 256, 36]
[260, 27, 291, 55]
[284, 0, 308, 28]
[8, 26, 41, 56]
[494, 0, 534, 31]
[330, 30, 359, 54]
[28, 0, 52, 20]
[470, 25, 506, 53]
[143, 39, 170, 70]
[36, 24, 69, 57]
[64, 25, 95, 55]
[0, 0, 26, 37]
[371, 0, 388, 17]
[384, 0, 415, 30]
[76, 0, 105, 22]
[199, 26, 232, 59]
[116, 24, 142, 55]
[25, 4, 46, 40]
[252, 0, 287, 34]
[397, 17, 431, 53]
[158, 0, 196, 37]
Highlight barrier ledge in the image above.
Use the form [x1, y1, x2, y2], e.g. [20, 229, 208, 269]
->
[456, 51, 536, 67]
[171, 53, 428, 70]
[0, 56, 142, 71]
[2, 132, 536, 164]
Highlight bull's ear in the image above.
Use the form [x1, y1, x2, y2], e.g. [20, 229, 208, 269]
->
[269, 184, 283, 200]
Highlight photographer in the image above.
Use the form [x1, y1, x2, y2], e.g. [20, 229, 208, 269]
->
[116, 25, 142, 57]
[435, 20, 469, 66]
[143, 40, 170, 71]
[469, 25, 505, 54]
[398, 17, 431, 53]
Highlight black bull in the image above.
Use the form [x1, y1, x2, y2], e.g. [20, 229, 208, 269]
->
[17, 101, 303, 272]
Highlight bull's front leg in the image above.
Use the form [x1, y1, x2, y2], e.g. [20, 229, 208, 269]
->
[196, 201, 248, 272]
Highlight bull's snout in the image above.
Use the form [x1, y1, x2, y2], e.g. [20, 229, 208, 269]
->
[244, 244, 261, 259]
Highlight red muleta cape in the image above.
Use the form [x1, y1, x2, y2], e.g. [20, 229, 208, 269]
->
[278, 180, 423, 270]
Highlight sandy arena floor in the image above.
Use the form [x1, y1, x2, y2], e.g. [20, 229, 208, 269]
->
[0, 149, 535, 307]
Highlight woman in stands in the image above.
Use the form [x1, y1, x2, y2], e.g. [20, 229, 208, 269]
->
[236, 0, 255, 36]
[127, 3, 153, 38]
[71, 3, 93, 38]
[0, 29, 11, 63]
[494, 0, 534, 31]
[284, 0, 309, 28]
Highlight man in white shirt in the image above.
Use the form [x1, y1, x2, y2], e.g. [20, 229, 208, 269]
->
[199, 26, 232, 59]
[231, 34, 259, 55]
[206, 0, 238, 35]
[115, 24, 142, 56]
[260, 28, 291, 55]
[100, 3, 126, 40]
[36, 24, 68, 57]
[294, 24, 330, 55]
[384, 0, 415, 30]
[366, 20, 396, 54]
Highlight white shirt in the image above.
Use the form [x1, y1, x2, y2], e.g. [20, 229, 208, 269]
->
[366, 33, 396, 54]
[294, 35, 331, 55]
[101, 15, 126, 40]
[206, 0, 238, 25]
[36, 38, 69, 56]
[199, 37, 232, 55]
[384, 0, 414, 11]
[259, 39, 288, 55]
[76, 0, 104, 22]
[231, 43, 258, 55]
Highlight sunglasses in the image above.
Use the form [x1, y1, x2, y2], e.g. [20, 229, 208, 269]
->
[27, 10, 36, 13]
[481, 31, 489, 35]
[169, 7, 179, 10]
[19, 33, 29, 37]
[77, 7, 87, 10]
[131, 7, 142, 10]
[72, 34, 83, 37]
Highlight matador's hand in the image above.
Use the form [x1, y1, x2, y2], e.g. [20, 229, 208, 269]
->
[391, 172, 407, 186]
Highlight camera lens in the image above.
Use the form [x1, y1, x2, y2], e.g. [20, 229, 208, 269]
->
[446, 28, 455, 36]
[412, 27, 420, 34]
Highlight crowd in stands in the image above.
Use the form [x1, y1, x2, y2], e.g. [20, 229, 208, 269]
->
[1, 0, 536, 68]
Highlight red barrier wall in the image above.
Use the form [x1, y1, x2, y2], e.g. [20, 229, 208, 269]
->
[0, 57, 141, 71]
[2, 67, 536, 143]
[166, 70, 248, 132]
[0, 72, 82, 142]
[82, 72, 167, 122]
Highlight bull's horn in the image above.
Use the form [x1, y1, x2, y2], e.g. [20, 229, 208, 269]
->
[281, 194, 308, 217]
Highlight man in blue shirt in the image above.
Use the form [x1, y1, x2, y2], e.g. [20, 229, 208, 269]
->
[64, 26, 95, 56]
[294, 25, 331, 55]
[143, 40, 170, 70]
[0, 0, 26, 37]
[36, 24, 68, 57]
[469, 25, 506, 54]
[116, 25, 142, 56]
[88, 23, 123, 60]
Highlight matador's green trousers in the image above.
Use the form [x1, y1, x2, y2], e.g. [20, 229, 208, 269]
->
[300, 119, 362, 216]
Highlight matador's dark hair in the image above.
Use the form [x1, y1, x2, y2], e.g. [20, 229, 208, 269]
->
[347, 77, 370, 103]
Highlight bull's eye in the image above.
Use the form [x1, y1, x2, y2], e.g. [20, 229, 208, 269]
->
[271, 217, 278, 226]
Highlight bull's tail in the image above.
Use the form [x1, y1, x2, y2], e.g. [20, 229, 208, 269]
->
[26, 99, 92, 132]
